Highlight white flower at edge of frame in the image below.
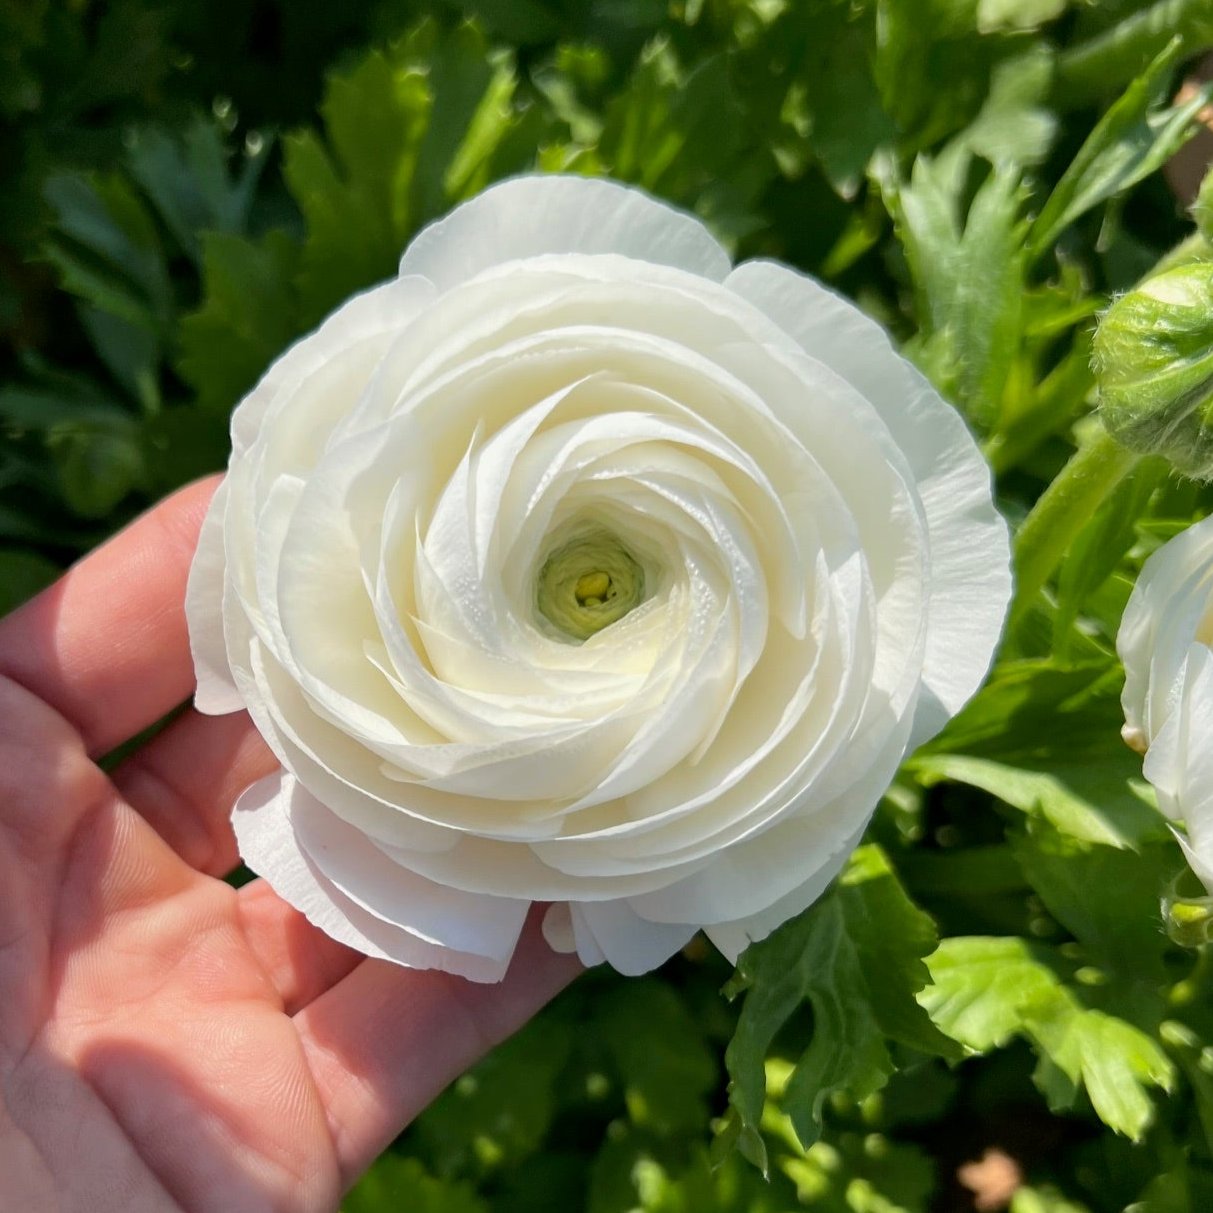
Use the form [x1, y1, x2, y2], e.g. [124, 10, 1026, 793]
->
[1119, 511, 1213, 891]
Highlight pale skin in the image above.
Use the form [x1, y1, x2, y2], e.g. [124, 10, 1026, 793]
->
[0, 476, 581, 1212]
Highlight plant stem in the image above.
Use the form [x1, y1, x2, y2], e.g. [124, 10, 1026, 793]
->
[1010, 428, 1140, 627]
[1055, 0, 1213, 110]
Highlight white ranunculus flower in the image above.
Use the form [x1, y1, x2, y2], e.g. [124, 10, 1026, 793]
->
[1118, 513, 1213, 890]
[187, 174, 1011, 981]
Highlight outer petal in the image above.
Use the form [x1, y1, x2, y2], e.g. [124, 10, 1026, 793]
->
[232, 772, 523, 982]
[186, 478, 244, 715]
[702, 823, 862, 962]
[1119, 512, 1213, 746]
[398, 175, 732, 294]
[1146, 644, 1213, 891]
[570, 901, 697, 975]
[725, 260, 1011, 744]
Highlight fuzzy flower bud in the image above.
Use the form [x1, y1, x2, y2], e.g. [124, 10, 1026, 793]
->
[1094, 261, 1213, 479]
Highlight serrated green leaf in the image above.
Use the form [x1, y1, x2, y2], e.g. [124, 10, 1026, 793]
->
[723, 846, 957, 1164]
[1028, 40, 1213, 262]
[42, 172, 173, 336]
[281, 25, 536, 327]
[921, 936, 1174, 1138]
[125, 117, 269, 262]
[888, 155, 1027, 426]
[598, 39, 765, 231]
[283, 49, 428, 325]
[411, 23, 525, 222]
[177, 229, 300, 414]
[948, 45, 1058, 168]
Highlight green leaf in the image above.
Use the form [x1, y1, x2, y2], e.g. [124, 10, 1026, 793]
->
[1053, 457, 1165, 653]
[976, 0, 1067, 32]
[42, 172, 173, 337]
[78, 305, 161, 412]
[911, 752, 1161, 850]
[125, 117, 270, 262]
[1010, 821, 1178, 983]
[921, 936, 1174, 1138]
[887, 154, 1028, 426]
[50, 422, 147, 518]
[762, 1111, 935, 1213]
[589, 1132, 792, 1213]
[598, 39, 766, 235]
[597, 980, 716, 1134]
[912, 659, 1168, 849]
[736, 0, 892, 198]
[283, 48, 429, 325]
[947, 45, 1058, 168]
[177, 230, 301, 414]
[341, 1155, 486, 1213]
[723, 845, 958, 1169]
[283, 24, 537, 328]
[1028, 40, 1213, 263]
[413, 1015, 573, 1178]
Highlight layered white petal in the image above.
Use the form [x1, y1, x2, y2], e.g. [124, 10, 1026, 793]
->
[187, 174, 1010, 981]
[398, 175, 732, 294]
[1119, 512, 1213, 746]
[725, 260, 1011, 745]
[232, 773, 518, 981]
[1117, 514, 1213, 895]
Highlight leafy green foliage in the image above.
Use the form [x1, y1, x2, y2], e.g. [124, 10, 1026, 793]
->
[1029, 39, 1213, 263]
[10, 5, 1213, 1210]
[911, 660, 1168, 848]
[921, 934, 1174, 1139]
[341, 1156, 487, 1213]
[883, 153, 1029, 426]
[722, 846, 956, 1171]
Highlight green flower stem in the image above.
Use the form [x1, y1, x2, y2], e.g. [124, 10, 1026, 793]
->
[1010, 428, 1140, 627]
[1054, 0, 1213, 110]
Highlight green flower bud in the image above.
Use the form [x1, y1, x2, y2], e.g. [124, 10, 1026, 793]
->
[536, 528, 646, 641]
[1093, 261, 1213, 479]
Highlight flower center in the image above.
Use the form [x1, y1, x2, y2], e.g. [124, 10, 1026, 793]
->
[536, 529, 646, 641]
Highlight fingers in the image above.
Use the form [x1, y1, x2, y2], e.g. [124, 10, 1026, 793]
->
[112, 709, 276, 876]
[237, 879, 363, 1014]
[0, 476, 220, 758]
[293, 913, 581, 1188]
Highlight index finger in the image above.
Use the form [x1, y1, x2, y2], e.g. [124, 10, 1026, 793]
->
[0, 476, 221, 756]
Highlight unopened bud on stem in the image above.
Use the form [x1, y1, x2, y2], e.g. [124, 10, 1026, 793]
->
[1093, 261, 1213, 480]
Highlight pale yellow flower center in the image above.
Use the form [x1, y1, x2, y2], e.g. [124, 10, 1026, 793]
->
[537, 530, 645, 641]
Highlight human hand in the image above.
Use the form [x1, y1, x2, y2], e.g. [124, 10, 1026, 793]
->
[0, 477, 580, 1212]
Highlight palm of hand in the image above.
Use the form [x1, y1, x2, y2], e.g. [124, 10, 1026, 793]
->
[0, 479, 576, 1213]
